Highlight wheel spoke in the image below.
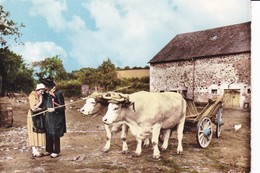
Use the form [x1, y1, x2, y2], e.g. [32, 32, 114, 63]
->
[201, 137, 205, 145]
[206, 120, 211, 128]
[199, 133, 204, 141]
[206, 135, 210, 141]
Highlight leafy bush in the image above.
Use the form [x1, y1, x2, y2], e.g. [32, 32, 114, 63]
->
[57, 80, 81, 97]
[115, 77, 149, 94]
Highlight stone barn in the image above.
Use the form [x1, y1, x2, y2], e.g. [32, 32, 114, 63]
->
[149, 22, 251, 109]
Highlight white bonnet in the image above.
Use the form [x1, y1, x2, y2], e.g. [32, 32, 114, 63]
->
[36, 83, 45, 91]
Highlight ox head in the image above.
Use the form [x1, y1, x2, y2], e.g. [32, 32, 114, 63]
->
[102, 101, 134, 124]
[80, 97, 108, 116]
[80, 97, 96, 116]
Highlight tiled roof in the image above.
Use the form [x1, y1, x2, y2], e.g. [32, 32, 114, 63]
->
[149, 22, 251, 64]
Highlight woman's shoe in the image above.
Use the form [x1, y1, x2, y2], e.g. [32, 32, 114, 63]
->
[50, 153, 59, 158]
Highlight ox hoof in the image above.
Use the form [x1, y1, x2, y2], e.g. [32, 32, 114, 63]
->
[177, 150, 183, 155]
[102, 148, 109, 153]
[133, 153, 141, 157]
[177, 146, 183, 154]
[160, 147, 167, 152]
[121, 150, 129, 154]
[152, 155, 160, 160]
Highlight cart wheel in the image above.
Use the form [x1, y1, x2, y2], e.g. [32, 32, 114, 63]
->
[196, 117, 213, 148]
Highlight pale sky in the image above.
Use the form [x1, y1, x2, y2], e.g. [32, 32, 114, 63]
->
[2, 0, 251, 72]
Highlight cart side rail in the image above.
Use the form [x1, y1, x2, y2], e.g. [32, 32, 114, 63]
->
[185, 97, 224, 123]
[185, 98, 200, 122]
[196, 98, 223, 122]
[185, 98, 199, 115]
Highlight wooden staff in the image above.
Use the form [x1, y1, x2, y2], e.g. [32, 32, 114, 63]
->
[29, 98, 87, 118]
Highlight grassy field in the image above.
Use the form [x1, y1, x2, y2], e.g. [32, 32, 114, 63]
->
[117, 69, 149, 79]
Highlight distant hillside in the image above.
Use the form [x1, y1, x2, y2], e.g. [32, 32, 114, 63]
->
[116, 69, 149, 79]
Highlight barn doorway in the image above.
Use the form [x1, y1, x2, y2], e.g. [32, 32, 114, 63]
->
[223, 89, 240, 108]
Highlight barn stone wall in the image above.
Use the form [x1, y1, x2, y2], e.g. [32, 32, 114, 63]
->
[150, 53, 251, 108]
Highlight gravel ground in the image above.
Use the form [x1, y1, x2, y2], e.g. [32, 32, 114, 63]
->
[0, 97, 251, 172]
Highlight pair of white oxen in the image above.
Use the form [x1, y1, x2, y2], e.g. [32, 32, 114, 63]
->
[80, 91, 186, 159]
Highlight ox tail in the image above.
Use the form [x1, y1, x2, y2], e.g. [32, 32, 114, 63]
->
[181, 97, 187, 120]
[179, 97, 186, 130]
[176, 97, 186, 154]
[177, 97, 186, 133]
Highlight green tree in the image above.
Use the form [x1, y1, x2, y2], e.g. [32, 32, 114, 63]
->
[79, 68, 98, 87]
[124, 66, 131, 70]
[0, 48, 22, 94]
[67, 68, 96, 86]
[0, 48, 34, 95]
[13, 64, 34, 93]
[96, 58, 118, 91]
[0, 6, 32, 95]
[32, 55, 68, 81]
[0, 5, 24, 48]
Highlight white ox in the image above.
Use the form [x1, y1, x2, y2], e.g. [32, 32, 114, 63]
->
[102, 91, 186, 159]
[80, 97, 129, 153]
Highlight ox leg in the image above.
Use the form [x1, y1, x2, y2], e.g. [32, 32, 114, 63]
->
[152, 123, 161, 159]
[143, 137, 150, 148]
[102, 124, 111, 152]
[160, 129, 171, 151]
[121, 124, 129, 154]
[176, 115, 186, 154]
[134, 138, 143, 157]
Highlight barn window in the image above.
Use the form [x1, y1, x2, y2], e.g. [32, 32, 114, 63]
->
[247, 89, 251, 94]
[211, 89, 218, 94]
[170, 90, 177, 93]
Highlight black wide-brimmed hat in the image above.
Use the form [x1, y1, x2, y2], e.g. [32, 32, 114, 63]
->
[42, 77, 56, 88]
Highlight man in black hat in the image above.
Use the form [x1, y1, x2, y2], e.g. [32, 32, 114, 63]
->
[42, 77, 66, 158]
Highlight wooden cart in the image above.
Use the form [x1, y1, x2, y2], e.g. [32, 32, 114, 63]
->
[185, 96, 224, 148]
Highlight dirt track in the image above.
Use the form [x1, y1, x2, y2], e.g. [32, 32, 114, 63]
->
[0, 97, 250, 172]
